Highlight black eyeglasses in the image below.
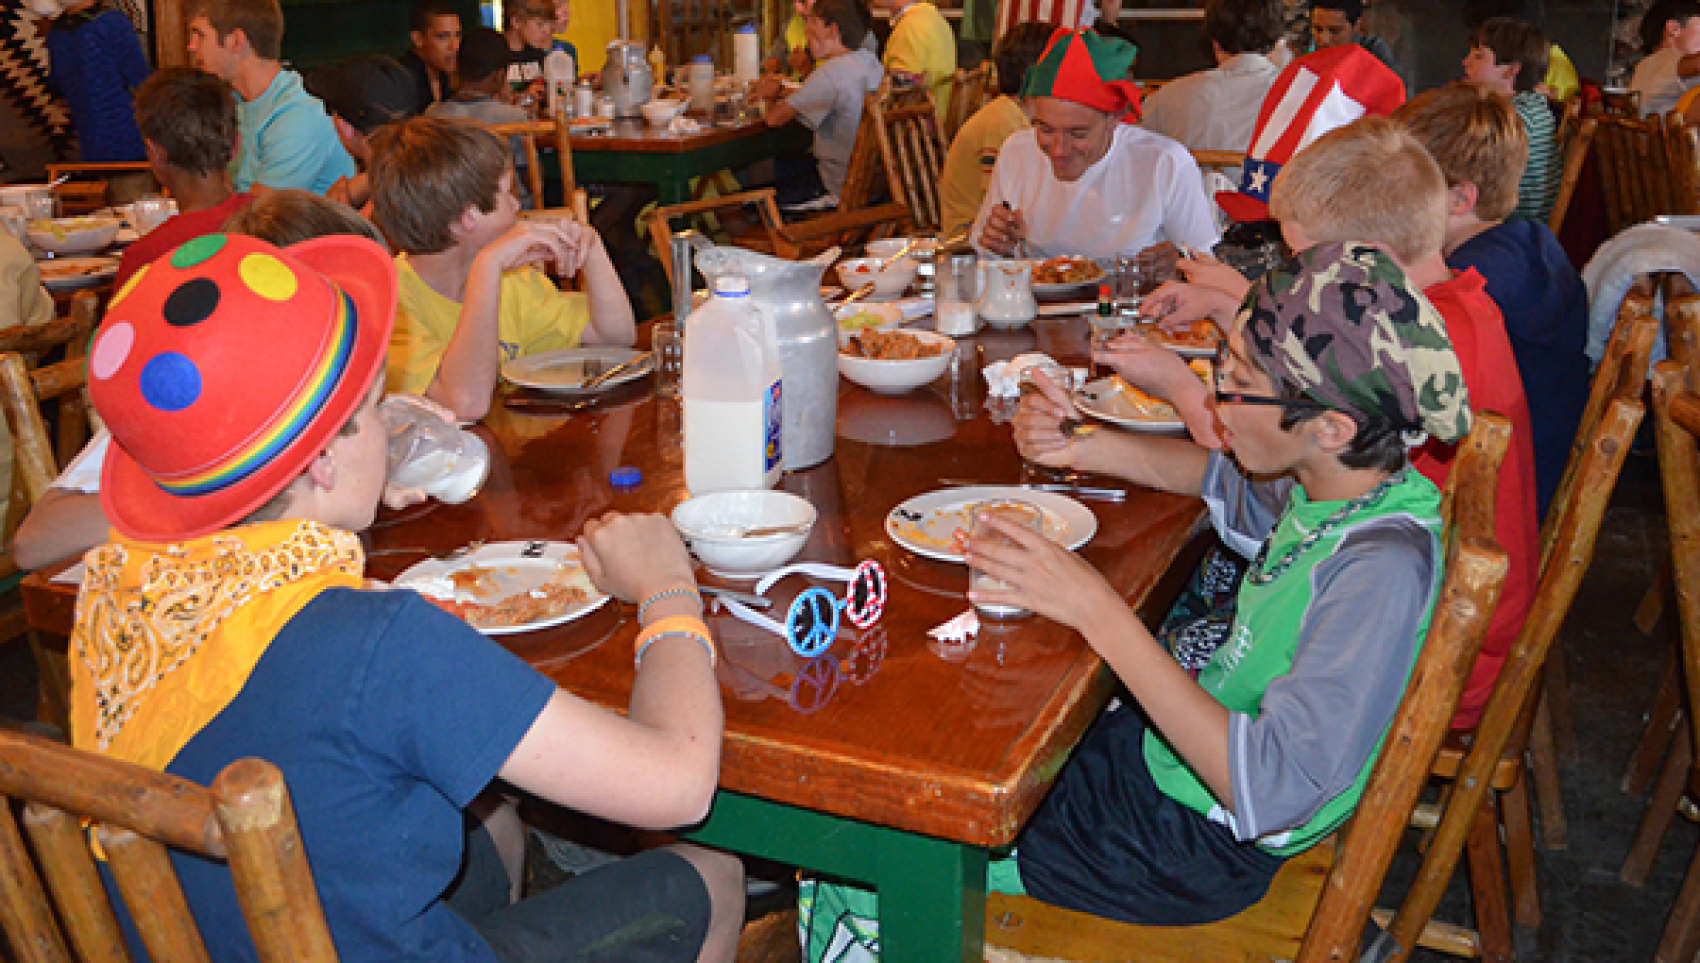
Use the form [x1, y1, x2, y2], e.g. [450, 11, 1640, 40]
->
[1211, 340, 1343, 416]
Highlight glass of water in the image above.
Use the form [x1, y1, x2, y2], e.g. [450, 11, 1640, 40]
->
[968, 499, 1045, 619]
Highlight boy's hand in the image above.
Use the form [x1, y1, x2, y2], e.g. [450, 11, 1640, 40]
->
[979, 204, 1026, 257]
[1012, 367, 1085, 470]
[479, 219, 600, 277]
[576, 512, 698, 605]
[965, 512, 1123, 633]
[1139, 279, 1239, 330]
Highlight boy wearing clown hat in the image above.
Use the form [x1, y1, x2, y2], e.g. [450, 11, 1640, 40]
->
[71, 234, 745, 960]
[970, 28, 1219, 262]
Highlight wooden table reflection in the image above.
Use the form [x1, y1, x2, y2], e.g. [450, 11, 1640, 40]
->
[22, 315, 1206, 961]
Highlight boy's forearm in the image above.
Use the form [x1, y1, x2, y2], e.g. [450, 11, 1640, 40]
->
[578, 246, 636, 346]
[12, 490, 109, 570]
[429, 262, 505, 419]
[1072, 430, 1211, 496]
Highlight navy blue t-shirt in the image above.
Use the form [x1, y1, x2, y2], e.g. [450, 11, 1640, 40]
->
[155, 588, 555, 962]
[1448, 219, 1591, 519]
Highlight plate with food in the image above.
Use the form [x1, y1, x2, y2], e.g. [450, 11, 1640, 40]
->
[503, 347, 653, 394]
[395, 540, 609, 635]
[567, 116, 613, 135]
[1075, 375, 1188, 433]
[36, 256, 119, 290]
[1147, 319, 1223, 358]
[1030, 255, 1106, 294]
[886, 486, 1096, 564]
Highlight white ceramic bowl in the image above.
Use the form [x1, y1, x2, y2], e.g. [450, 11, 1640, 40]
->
[838, 329, 955, 395]
[641, 98, 686, 126]
[27, 215, 120, 255]
[671, 490, 817, 578]
[835, 256, 918, 300]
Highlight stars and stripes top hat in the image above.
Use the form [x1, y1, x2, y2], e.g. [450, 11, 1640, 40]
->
[88, 233, 396, 542]
[1216, 44, 1406, 224]
[994, 0, 1089, 46]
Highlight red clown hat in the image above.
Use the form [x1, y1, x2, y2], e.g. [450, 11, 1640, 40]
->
[88, 233, 396, 542]
[1216, 44, 1406, 224]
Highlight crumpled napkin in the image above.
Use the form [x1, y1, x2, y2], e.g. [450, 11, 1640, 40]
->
[982, 353, 1085, 399]
[667, 116, 704, 134]
[928, 608, 980, 644]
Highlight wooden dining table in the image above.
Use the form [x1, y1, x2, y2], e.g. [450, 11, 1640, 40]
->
[567, 115, 810, 206]
[22, 314, 1208, 961]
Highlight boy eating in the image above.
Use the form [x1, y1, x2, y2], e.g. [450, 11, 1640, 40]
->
[71, 232, 742, 960]
[799, 242, 1471, 954]
[369, 116, 634, 420]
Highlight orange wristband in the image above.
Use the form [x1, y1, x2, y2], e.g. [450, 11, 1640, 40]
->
[634, 615, 716, 669]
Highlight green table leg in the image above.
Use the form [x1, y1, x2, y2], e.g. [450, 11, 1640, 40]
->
[688, 790, 990, 961]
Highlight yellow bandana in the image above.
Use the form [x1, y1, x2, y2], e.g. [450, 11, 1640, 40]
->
[69, 519, 364, 772]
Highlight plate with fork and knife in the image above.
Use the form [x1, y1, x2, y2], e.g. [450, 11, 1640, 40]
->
[502, 348, 653, 395]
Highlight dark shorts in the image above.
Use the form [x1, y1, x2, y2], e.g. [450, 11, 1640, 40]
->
[448, 823, 712, 963]
[1016, 704, 1284, 926]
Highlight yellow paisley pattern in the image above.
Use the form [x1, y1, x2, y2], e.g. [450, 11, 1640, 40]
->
[69, 519, 364, 772]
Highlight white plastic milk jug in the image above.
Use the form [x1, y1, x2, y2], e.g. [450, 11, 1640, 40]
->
[684, 275, 784, 494]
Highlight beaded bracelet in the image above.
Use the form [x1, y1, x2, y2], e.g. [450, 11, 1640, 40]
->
[634, 615, 717, 669]
[636, 585, 703, 623]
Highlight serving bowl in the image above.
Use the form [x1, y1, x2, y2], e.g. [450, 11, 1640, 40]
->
[27, 215, 120, 255]
[838, 329, 955, 394]
[671, 490, 816, 578]
[835, 256, 917, 300]
[640, 98, 686, 126]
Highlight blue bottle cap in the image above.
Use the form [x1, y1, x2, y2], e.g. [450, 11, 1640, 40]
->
[692, 54, 712, 63]
[735, 23, 756, 32]
[610, 467, 643, 489]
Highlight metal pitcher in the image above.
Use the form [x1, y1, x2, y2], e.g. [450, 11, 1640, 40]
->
[694, 245, 837, 470]
[601, 41, 654, 118]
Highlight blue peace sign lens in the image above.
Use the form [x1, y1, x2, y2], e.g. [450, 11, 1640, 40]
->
[784, 586, 841, 657]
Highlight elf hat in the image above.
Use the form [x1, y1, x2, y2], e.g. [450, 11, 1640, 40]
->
[1020, 27, 1142, 122]
[89, 233, 396, 542]
[1216, 44, 1406, 224]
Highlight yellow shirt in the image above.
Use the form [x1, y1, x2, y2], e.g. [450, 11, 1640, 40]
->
[387, 255, 591, 396]
[885, 1, 956, 116]
[939, 95, 1028, 240]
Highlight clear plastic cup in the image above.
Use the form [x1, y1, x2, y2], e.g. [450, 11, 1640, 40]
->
[969, 498, 1043, 619]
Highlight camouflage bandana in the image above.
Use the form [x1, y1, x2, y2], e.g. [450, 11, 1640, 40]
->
[1236, 242, 1471, 444]
[1020, 28, 1142, 122]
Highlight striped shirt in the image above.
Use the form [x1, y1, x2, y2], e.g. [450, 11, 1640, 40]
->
[1513, 90, 1560, 223]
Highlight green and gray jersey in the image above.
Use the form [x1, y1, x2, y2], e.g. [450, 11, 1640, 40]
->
[1146, 452, 1444, 856]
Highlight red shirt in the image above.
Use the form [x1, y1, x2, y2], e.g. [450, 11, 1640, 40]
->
[1416, 268, 1541, 730]
[114, 193, 254, 291]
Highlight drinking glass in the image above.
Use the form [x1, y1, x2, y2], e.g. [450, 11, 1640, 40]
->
[968, 499, 1044, 619]
[1113, 254, 1142, 318]
[652, 321, 683, 399]
[21, 192, 56, 224]
[131, 195, 174, 235]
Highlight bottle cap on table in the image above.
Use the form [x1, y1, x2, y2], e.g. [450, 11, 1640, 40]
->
[610, 467, 643, 489]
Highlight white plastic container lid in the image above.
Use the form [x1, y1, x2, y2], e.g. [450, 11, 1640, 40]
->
[713, 276, 751, 297]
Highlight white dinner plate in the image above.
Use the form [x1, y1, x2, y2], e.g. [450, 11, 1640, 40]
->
[394, 540, 610, 636]
[502, 347, 652, 394]
[1074, 376, 1187, 433]
[1028, 256, 1108, 295]
[885, 486, 1097, 563]
[1145, 325, 1222, 359]
[37, 256, 118, 290]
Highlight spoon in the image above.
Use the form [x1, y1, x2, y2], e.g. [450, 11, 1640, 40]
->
[581, 352, 652, 389]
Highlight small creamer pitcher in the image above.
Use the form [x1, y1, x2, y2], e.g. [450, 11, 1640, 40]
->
[976, 260, 1038, 327]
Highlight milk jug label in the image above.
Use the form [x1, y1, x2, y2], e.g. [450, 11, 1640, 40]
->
[763, 380, 783, 473]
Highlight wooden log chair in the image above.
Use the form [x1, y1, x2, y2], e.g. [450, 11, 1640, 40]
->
[869, 82, 949, 235]
[1593, 114, 1679, 236]
[1649, 358, 1700, 962]
[1388, 378, 1649, 962]
[942, 61, 996, 144]
[484, 117, 581, 217]
[0, 727, 339, 962]
[0, 291, 102, 732]
[1662, 112, 1700, 219]
[643, 188, 790, 296]
[986, 415, 1513, 963]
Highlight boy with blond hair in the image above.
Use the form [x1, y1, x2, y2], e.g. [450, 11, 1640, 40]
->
[369, 116, 634, 420]
[1129, 117, 1538, 731]
[1394, 81, 1588, 521]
